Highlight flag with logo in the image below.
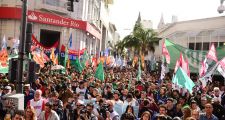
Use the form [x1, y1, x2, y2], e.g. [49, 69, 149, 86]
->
[162, 41, 170, 64]
[95, 62, 104, 81]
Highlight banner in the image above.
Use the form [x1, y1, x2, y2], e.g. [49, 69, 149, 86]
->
[165, 39, 225, 73]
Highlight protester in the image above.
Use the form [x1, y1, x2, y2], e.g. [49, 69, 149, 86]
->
[1, 53, 225, 120]
[24, 84, 35, 108]
[121, 105, 137, 119]
[25, 106, 37, 120]
[199, 103, 218, 120]
[39, 102, 60, 120]
[27, 89, 46, 119]
[12, 110, 25, 120]
[139, 111, 151, 120]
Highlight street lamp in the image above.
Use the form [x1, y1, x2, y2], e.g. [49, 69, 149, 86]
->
[218, 0, 225, 13]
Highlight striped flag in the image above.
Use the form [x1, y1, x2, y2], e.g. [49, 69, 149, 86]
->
[206, 43, 218, 62]
[162, 41, 170, 64]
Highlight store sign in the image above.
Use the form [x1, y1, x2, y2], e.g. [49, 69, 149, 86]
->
[27, 11, 86, 31]
[0, 7, 101, 39]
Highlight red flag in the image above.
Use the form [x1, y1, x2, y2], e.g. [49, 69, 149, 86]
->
[207, 43, 218, 62]
[174, 60, 180, 73]
[186, 59, 190, 76]
[162, 41, 170, 64]
[175, 53, 190, 76]
[199, 58, 208, 77]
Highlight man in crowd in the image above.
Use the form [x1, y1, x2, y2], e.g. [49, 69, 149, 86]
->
[199, 103, 218, 120]
[27, 89, 46, 119]
[39, 102, 60, 120]
[24, 84, 35, 108]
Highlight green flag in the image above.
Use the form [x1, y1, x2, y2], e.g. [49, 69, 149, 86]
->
[172, 67, 195, 93]
[137, 59, 141, 81]
[95, 62, 104, 81]
[74, 58, 83, 73]
[64, 47, 68, 67]
[81, 50, 88, 68]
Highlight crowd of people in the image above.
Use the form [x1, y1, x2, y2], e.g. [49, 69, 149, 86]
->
[0, 62, 224, 120]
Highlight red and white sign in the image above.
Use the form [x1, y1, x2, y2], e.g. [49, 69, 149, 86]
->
[0, 7, 101, 40]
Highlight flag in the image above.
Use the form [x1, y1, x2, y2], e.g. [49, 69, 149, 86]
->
[217, 64, 225, 78]
[206, 43, 218, 62]
[219, 57, 225, 69]
[64, 47, 68, 67]
[74, 58, 83, 73]
[160, 61, 166, 80]
[32, 52, 44, 68]
[67, 58, 70, 68]
[95, 62, 104, 81]
[162, 41, 170, 64]
[172, 67, 195, 93]
[1, 35, 7, 50]
[199, 58, 208, 77]
[104, 48, 109, 56]
[81, 50, 88, 68]
[50, 48, 55, 62]
[174, 60, 180, 73]
[68, 33, 72, 49]
[53, 54, 58, 65]
[218, 57, 225, 78]
[137, 59, 141, 81]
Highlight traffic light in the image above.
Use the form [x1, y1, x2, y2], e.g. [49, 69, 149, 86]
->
[25, 23, 33, 55]
[67, 0, 74, 12]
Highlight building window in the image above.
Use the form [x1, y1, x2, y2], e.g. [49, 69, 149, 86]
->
[219, 42, 225, 47]
[189, 43, 195, 50]
[195, 42, 202, 50]
[203, 42, 209, 50]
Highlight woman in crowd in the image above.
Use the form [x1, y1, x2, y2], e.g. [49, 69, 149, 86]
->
[139, 111, 151, 120]
[25, 106, 37, 120]
[121, 105, 137, 119]
[181, 106, 192, 120]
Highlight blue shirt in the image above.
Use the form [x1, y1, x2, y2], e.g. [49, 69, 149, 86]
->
[199, 113, 218, 120]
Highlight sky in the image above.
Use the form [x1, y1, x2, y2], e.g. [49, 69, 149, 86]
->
[109, 0, 224, 39]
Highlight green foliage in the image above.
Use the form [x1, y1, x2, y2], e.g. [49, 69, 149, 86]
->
[115, 23, 161, 56]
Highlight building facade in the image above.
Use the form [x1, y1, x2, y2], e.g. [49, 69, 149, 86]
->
[0, 0, 102, 58]
[155, 16, 225, 59]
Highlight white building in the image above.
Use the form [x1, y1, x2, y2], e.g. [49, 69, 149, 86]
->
[155, 16, 225, 59]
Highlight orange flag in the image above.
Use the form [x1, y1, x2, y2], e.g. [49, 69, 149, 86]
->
[50, 48, 55, 62]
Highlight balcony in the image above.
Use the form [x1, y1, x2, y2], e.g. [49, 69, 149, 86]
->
[37, 0, 68, 15]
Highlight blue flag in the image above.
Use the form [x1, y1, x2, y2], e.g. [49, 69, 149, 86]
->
[68, 33, 72, 49]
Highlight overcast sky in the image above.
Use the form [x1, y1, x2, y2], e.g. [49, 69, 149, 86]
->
[109, 0, 224, 38]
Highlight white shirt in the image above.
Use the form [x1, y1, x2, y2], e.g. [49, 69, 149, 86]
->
[29, 98, 45, 119]
[76, 87, 86, 100]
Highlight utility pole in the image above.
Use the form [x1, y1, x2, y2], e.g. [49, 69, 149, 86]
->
[17, 0, 28, 93]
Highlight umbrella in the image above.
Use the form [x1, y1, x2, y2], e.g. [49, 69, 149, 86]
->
[51, 65, 65, 70]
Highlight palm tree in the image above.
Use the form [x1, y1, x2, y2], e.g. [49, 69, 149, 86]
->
[123, 23, 161, 56]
